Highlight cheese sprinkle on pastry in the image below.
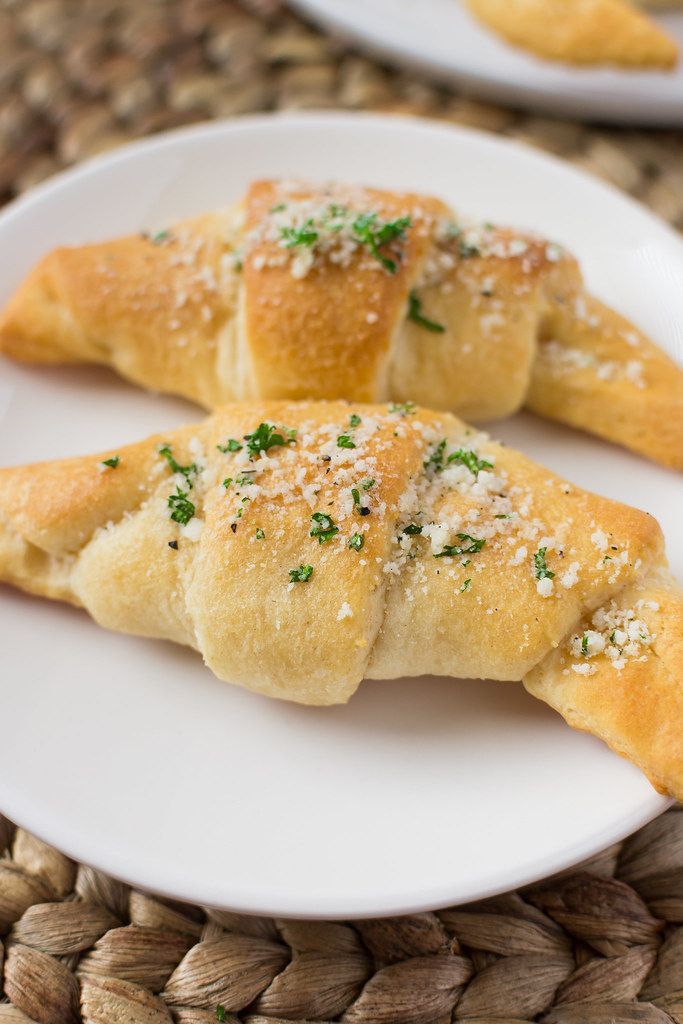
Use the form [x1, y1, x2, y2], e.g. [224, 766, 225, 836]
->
[2, 181, 681, 470]
[0, 401, 680, 798]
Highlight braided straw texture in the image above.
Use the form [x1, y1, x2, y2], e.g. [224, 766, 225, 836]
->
[1, 810, 683, 1022]
[1, 0, 683, 1017]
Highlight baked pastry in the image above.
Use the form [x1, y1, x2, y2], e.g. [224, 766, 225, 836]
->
[466, 0, 678, 68]
[0, 400, 680, 797]
[1, 180, 681, 471]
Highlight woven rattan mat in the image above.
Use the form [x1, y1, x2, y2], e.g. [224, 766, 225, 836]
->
[2, 1, 683, 1020]
[1, 811, 683, 1022]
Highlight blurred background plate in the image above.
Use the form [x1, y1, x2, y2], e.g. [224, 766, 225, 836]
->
[0, 113, 679, 917]
[290, 0, 683, 125]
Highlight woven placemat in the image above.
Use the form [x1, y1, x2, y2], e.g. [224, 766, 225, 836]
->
[1, 0, 683, 1019]
[1, 810, 682, 1022]
[0, 0, 682, 227]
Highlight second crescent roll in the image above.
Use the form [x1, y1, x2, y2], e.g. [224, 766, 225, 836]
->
[465, 0, 678, 68]
[1, 180, 681, 471]
[0, 401, 681, 798]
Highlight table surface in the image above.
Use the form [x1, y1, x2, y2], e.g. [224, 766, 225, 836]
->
[0, 2, 681, 1022]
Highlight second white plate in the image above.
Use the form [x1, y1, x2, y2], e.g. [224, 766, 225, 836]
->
[0, 113, 680, 917]
[290, 0, 683, 125]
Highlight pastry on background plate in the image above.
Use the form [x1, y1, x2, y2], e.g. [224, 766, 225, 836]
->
[0, 400, 680, 798]
[466, 0, 679, 68]
[2, 181, 682, 471]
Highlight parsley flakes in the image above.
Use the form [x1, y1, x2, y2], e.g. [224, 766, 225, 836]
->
[217, 438, 242, 453]
[289, 564, 314, 583]
[351, 212, 411, 274]
[100, 455, 120, 470]
[534, 548, 555, 580]
[459, 240, 481, 259]
[435, 534, 486, 558]
[143, 228, 172, 245]
[168, 487, 195, 525]
[244, 422, 296, 460]
[280, 219, 318, 249]
[447, 448, 493, 476]
[351, 488, 371, 516]
[349, 532, 364, 551]
[424, 439, 447, 473]
[310, 512, 339, 544]
[158, 444, 198, 487]
[407, 291, 445, 333]
[388, 401, 416, 416]
[337, 434, 356, 449]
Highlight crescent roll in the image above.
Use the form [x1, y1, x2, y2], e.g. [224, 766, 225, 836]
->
[1, 180, 681, 471]
[0, 401, 681, 798]
[465, 0, 678, 68]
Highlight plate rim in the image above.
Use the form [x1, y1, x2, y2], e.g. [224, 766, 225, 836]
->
[288, 0, 683, 126]
[0, 779, 669, 920]
[2, 110, 683, 256]
[0, 111, 677, 917]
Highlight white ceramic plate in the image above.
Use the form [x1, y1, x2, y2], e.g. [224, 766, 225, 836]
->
[0, 113, 680, 919]
[290, 0, 683, 125]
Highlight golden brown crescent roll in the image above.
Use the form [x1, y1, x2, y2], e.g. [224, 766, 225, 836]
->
[466, 0, 678, 68]
[1, 181, 681, 471]
[0, 401, 680, 797]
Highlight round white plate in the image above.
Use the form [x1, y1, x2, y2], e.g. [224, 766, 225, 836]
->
[0, 113, 680, 919]
[290, 0, 683, 125]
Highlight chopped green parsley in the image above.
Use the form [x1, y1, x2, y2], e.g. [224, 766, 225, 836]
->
[349, 414, 362, 428]
[424, 439, 447, 473]
[435, 534, 486, 558]
[337, 434, 356, 449]
[280, 218, 318, 248]
[581, 634, 589, 657]
[351, 487, 371, 516]
[388, 401, 416, 416]
[217, 438, 242, 453]
[459, 240, 481, 259]
[216, 1006, 227, 1022]
[351, 212, 411, 274]
[403, 524, 422, 536]
[168, 487, 195, 526]
[460, 579, 472, 593]
[144, 228, 172, 245]
[361, 477, 375, 490]
[310, 512, 339, 544]
[289, 564, 314, 583]
[447, 448, 493, 476]
[100, 455, 120, 470]
[158, 444, 198, 487]
[349, 532, 364, 551]
[244, 423, 296, 460]
[534, 547, 555, 580]
[222, 478, 233, 489]
[407, 291, 445, 333]
[255, 528, 265, 540]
